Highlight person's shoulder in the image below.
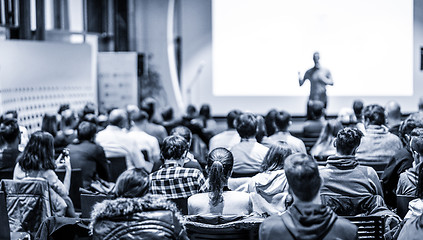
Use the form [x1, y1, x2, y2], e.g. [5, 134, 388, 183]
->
[260, 213, 288, 238]
[332, 216, 358, 236]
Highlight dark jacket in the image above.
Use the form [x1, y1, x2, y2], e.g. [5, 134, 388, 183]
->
[381, 147, 413, 207]
[90, 195, 188, 240]
[67, 140, 110, 188]
[259, 203, 358, 240]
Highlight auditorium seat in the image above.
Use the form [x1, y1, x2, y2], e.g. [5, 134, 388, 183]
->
[185, 215, 263, 240]
[56, 168, 82, 210]
[106, 156, 127, 182]
[1, 179, 52, 236]
[344, 215, 385, 240]
[80, 193, 112, 218]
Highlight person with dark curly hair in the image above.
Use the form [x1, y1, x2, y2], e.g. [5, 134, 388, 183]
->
[320, 128, 385, 216]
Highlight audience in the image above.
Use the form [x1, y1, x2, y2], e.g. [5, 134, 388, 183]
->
[128, 110, 161, 170]
[303, 100, 326, 137]
[41, 112, 58, 138]
[3, 110, 29, 151]
[320, 128, 384, 216]
[355, 104, 402, 161]
[231, 113, 269, 177]
[259, 153, 358, 240]
[396, 129, 423, 197]
[0, 118, 21, 170]
[90, 168, 188, 239]
[382, 114, 423, 207]
[170, 126, 203, 171]
[242, 142, 293, 215]
[54, 109, 78, 157]
[208, 109, 241, 151]
[67, 121, 110, 188]
[262, 111, 306, 153]
[188, 148, 252, 215]
[198, 104, 218, 139]
[149, 135, 206, 199]
[141, 98, 168, 144]
[264, 109, 278, 137]
[14, 131, 76, 217]
[96, 109, 148, 171]
[310, 119, 343, 159]
[385, 100, 402, 137]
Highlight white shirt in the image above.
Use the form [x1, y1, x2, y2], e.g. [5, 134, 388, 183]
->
[96, 125, 149, 172]
[209, 129, 241, 152]
[128, 128, 161, 164]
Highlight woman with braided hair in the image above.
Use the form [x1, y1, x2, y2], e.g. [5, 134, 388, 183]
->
[187, 147, 252, 215]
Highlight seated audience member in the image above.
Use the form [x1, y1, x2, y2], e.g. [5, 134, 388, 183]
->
[320, 128, 384, 216]
[353, 99, 364, 123]
[255, 115, 267, 143]
[149, 135, 206, 199]
[14, 131, 76, 217]
[262, 111, 306, 153]
[310, 119, 343, 159]
[401, 162, 423, 220]
[198, 104, 218, 139]
[161, 106, 180, 134]
[209, 109, 242, 152]
[67, 121, 110, 188]
[337, 108, 357, 127]
[397, 213, 423, 240]
[90, 168, 188, 240]
[170, 126, 203, 171]
[385, 100, 402, 137]
[41, 112, 58, 138]
[231, 113, 269, 177]
[382, 115, 423, 207]
[259, 153, 358, 240]
[141, 98, 168, 144]
[243, 142, 293, 215]
[355, 104, 402, 162]
[96, 109, 147, 171]
[188, 148, 252, 215]
[3, 110, 29, 151]
[128, 110, 161, 168]
[303, 100, 326, 138]
[0, 118, 21, 170]
[396, 130, 423, 197]
[264, 109, 278, 137]
[54, 109, 78, 156]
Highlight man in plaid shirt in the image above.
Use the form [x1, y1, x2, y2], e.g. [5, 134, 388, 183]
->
[149, 135, 207, 199]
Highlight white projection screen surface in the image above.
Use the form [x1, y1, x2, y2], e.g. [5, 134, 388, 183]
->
[212, 0, 414, 98]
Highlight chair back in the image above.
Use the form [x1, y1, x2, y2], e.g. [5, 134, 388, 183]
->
[185, 216, 263, 240]
[107, 156, 127, 182]
[344, 215, 385, 240]
[0, 179, 51, 234]
[0, 169, 13, 181]
[80, 193, 112, 218]
[56, 168, 82, 210]
[301, 136, 319, 153]
[396, 195, 416, 219]
[0, 191, 11, 240]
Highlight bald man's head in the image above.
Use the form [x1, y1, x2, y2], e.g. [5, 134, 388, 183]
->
[385, 101, 401, 120]
[109, 109, 128, 128]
